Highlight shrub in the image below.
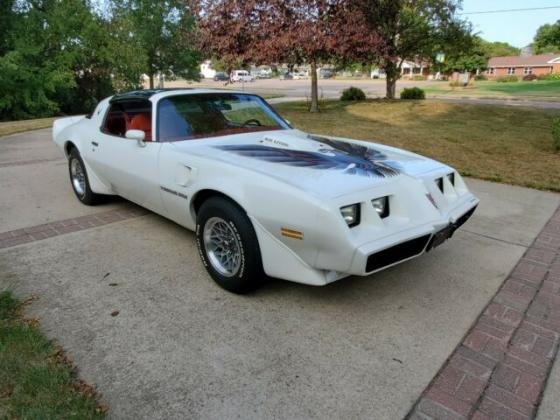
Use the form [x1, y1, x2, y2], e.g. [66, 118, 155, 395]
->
[538, 72, 560, 81]
[400, 87, 425, 100]
[340, 86, 366, 101]
[523, 74, 538, 81]
[553, 118, 560, 152]
[411, 75, 427, 81]
[474, 74, 487, 81]
[449, 80, 462, 88]
[496, 75, 519, 83]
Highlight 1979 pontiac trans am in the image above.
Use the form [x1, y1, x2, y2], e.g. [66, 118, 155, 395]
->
[53, 89, 479, 293]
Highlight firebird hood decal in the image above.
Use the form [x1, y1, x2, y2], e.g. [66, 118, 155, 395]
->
[215, 135, 401, 178]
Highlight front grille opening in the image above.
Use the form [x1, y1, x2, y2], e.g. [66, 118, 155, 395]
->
[366, 234, 431, 273]
[454, 205, 477, 229]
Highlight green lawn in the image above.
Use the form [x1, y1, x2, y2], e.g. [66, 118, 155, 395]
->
[274, 100, 560, 192]
[424, 80, 560, 101]
[0, 291, 105, 419]
[0, 118, 56, 137]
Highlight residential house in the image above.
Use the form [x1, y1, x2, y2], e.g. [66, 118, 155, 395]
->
[486, 53, 560, 78]
[400, 60, 430, 78]
[370, 60, 430, 79]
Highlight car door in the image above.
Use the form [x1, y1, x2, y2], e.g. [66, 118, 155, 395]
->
[87, 99, 164, 212]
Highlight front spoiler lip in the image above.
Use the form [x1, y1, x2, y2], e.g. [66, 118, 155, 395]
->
[348, 202, 479, 276]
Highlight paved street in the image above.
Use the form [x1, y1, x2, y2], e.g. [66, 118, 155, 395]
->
[1, 128, 559, 419]
[168, 77, 437, 99]
[167, 78, 560, 109]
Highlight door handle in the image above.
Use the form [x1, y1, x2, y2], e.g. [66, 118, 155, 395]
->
[91, 141, 99, 147]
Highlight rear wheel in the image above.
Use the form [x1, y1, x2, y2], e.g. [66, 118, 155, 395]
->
[68, 149, 102, 205]
[196, 197, 264, 293]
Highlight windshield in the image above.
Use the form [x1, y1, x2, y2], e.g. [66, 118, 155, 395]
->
[157, 93, 289, 142]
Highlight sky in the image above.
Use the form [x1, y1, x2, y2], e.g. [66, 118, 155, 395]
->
[461, 0, 560, 48]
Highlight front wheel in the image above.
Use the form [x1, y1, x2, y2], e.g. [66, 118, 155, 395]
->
[196, 197, 264, 293]
[68, 149, 102, 205]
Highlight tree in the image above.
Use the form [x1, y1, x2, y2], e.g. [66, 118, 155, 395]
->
[0, 0, 17, 56]
[0, 0, 109, 119]
[430, 36, 522, 77]
[194, 0, 267, 74]
[434, 35, 486, 74]
[354, 0, 472, 99]
[0, 0, 148, 120]
[113, 0, 201, 89]
[196, 0, 376, 112]
[534, 21, 560, 54]
[482, 40, 520, 57]
[276, 0, 378, 112]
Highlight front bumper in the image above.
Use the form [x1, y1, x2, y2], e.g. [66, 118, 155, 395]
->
[253, 169, 480, 286]
[347, 201, 478, 277]
[365, 204, 477, 273]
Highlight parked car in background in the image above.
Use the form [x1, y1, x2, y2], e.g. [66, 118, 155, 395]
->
[53, 88, 479, 294]
[293, 71, 308, 80]
[213, 72, 229, 82]
[280, 72, 294, 80]
[231, 70, 254, 83]
[320, 69, 334, 79]
[341, 71, 365, 78]
[257, 69, 273, 79]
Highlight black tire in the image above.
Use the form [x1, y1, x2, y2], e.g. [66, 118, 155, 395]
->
[196, 197, 264, 293]
[68, 148, 102, 205]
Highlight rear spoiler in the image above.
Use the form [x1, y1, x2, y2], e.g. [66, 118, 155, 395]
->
[52, 115, 85, 140]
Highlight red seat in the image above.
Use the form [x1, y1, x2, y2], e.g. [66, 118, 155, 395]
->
[128, 113, 152, 141]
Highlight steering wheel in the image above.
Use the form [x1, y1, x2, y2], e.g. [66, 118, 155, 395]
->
[242, 118, 262, 127]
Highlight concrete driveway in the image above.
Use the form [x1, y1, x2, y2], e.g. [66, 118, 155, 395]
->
[1, 129, 559, 419]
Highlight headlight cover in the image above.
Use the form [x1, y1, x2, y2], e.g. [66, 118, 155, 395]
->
[371, 196, 390, 219]
[340, 204, 360, 227]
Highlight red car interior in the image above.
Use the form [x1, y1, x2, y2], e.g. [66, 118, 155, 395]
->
[127, 113, 152, 141]
[103, 107, 152, 141]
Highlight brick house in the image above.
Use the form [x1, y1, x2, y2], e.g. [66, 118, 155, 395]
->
[486, 53, 560, 78]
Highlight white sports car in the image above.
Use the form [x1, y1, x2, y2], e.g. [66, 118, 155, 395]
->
[53, 89, 479, 293]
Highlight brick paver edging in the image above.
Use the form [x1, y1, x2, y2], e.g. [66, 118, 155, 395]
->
[0, 207, 148, 250]
[409, 205, 560, 420]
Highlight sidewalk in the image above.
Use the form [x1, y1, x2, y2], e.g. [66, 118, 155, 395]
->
[410, 206, 560, 419]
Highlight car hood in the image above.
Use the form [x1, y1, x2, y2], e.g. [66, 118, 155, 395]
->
[171, 129, 447, 198]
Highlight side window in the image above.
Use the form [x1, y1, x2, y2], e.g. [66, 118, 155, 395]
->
[101, 100, 153, 141]
[102, 104, 128, 137]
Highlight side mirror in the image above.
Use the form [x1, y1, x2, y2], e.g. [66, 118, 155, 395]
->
[125, 129, 146, 147]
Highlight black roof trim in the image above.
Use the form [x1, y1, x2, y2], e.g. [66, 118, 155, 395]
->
[109, 88, 194, 103]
